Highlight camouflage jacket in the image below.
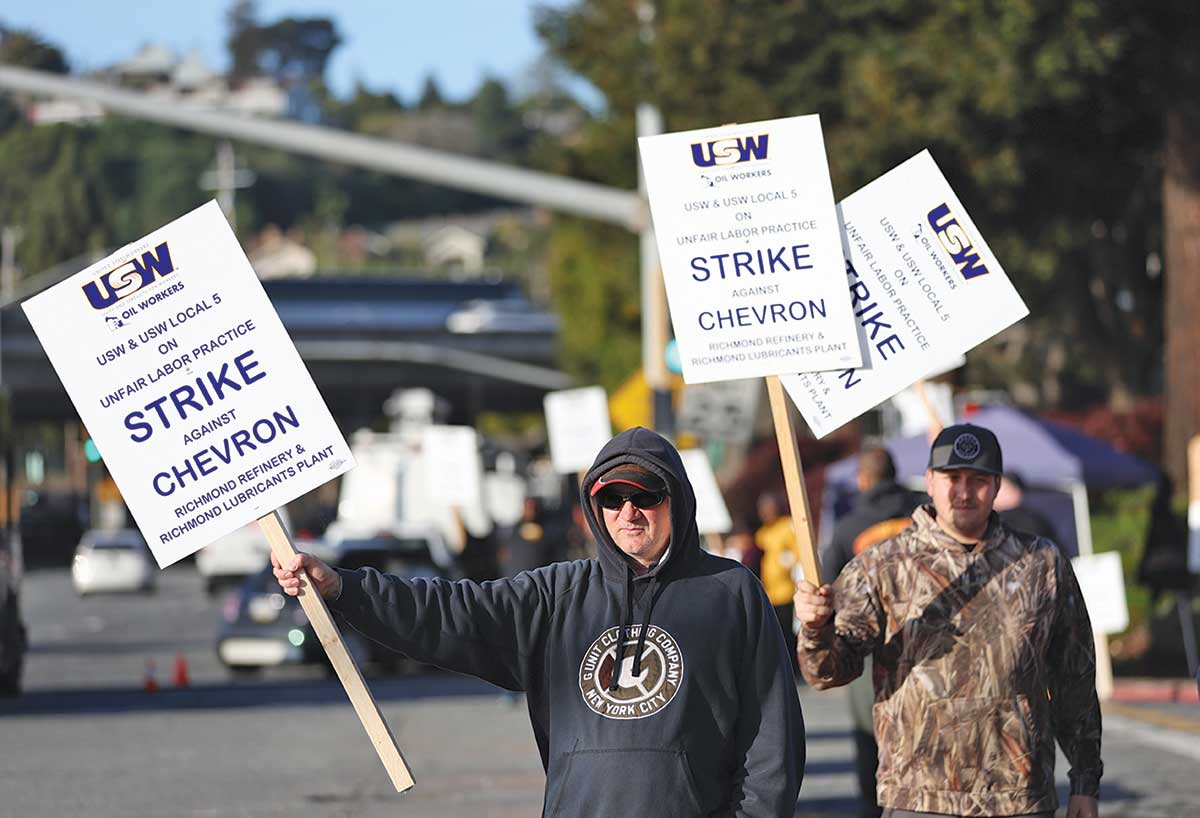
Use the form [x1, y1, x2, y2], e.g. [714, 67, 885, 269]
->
[798, 506, 1102, 817]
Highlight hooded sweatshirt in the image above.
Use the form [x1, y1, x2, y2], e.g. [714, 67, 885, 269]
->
[799, 506, 1102, 817]
[329, 427, 805, 818]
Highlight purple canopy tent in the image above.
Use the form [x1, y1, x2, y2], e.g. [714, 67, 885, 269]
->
[821, 406, 1160, 558]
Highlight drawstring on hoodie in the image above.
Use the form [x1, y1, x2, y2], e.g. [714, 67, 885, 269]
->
[608, 570, 635, 691]
[608, 569, 663, 690]
[608, 568, 663, 691]
[631, 574, 659, 676]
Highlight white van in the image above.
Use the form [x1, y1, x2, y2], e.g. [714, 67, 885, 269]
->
[195, 508, 292, 594]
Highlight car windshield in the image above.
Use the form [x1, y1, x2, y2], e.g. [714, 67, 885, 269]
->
[243, 564, 282, 592]
[86, 531, 145, 550]
[91, 541, 141, 551]
[392, 537, 432, 554]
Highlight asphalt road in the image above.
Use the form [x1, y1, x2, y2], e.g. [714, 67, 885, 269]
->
[2, 566, 1197, 817]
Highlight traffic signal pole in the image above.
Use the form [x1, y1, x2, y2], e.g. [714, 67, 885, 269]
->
[637, 102, 673, 438]
[0, 65, 676, 433]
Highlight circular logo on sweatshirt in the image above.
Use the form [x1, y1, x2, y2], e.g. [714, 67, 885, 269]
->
[578, 625, 683, 720]
[953, 432, 981, 460]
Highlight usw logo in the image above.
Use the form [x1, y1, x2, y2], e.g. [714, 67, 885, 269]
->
[927, 203, 989, 280]
[691, 134, 769, 168]
[81, 242, 175, 310]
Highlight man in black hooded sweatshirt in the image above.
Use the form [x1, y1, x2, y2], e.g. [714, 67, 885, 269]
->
[274, 426, 805, 818]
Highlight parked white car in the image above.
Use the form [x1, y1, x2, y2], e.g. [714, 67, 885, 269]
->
[71, 529, 155, 595]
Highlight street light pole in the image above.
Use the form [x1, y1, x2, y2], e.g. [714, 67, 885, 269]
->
[0, 65, 675, 430]
[0, 66, 643, 230]
[637, 103, 672, 437]
[0, 226, 22, 536]
[636, 0, 674, 437]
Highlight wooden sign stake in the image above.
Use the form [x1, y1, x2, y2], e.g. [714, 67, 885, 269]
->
[256, 511, 415, 793]
[765, 376, 822, 586]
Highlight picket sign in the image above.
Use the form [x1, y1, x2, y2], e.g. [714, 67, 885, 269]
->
[637, 116, 862, 385]
[640, 124, 1032, 592]
[257, 512, 414, 790]
[544, 387, 613, 475]
[766, 376, 822, 584]
[782, 152, 1028, 438]
[1070, 550, 1130, 702]
[679, 448, 734, 536]
[639, 116, 860, 585]
[21, 202, 412, 792]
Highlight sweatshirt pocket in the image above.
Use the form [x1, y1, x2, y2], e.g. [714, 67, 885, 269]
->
[875, 696, 1040, 794]
[548, 747, 706, 818]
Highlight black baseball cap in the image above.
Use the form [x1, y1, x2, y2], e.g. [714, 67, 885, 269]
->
[927, 423, 1003, 476]
[589, 464, 668, 497]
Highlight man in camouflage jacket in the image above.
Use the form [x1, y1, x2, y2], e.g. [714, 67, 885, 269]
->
[796, 424, 1101, 818]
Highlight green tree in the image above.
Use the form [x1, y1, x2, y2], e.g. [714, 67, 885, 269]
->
[225, 3, 341, 122]
[0, 27, 68, 131]
[92, 120, 215, 241]
[0, 26, 68, 72]
[336, 82, 406, 133]
[227, 5, 340, 85]
[225, 0, 259, 73]
[417, 75, 446, 109]
[469, 76, 533, 162]
[0, 125, 107, 276]
[546, 217, 641, 387]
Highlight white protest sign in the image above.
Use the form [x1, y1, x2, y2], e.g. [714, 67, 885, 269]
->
[679, 449, 732, 535]
[1071, 551, 1129, 635]
[22, 201, 353, 567]
[678, 379, 761, 443]
[889, 381, 955, 437]
[922, 353, 967, 380]
[544, 386, 612, 474]
[484, 453, 527, 528]
[782, 151, 1029, 438]
[420, 425, 483, 508]
[638, 115, 862, 383]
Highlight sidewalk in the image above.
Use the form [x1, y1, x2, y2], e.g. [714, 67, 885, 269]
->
[1107, 676, 1200, 735]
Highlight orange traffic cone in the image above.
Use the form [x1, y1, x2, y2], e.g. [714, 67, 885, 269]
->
[143, 659, 159, 694]
[173, 652, 191, 688]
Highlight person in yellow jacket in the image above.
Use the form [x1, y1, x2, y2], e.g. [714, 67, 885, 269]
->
[755, 492, 801, 664]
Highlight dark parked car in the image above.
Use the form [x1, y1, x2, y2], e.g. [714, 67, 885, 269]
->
[332, 524, 461, 580]
[214, 526, 460, 677]
[0, 529, 27, 696]
[18, 491, 85, 568]
[215, 565, 344, 676]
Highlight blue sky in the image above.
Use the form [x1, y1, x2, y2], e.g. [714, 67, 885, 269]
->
[2, 0, 581, 104]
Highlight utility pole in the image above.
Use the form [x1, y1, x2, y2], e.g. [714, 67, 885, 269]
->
[0, 226, 22, 535]
[199, 140, 255, 227]
[637, 0, 674, 437]
[0, 225, 20, 387]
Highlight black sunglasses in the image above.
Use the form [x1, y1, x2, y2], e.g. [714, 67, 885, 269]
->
[595, 489, 667, 511]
